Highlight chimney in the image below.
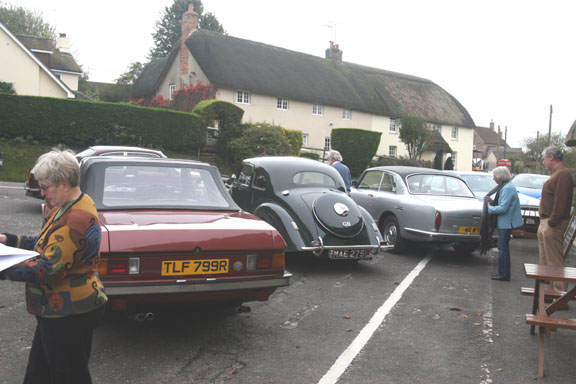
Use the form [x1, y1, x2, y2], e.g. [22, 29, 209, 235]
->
[325, 41, 343, 62]
[56, 33, 71, 54]
[489, 121, 495, 131]
[180, 3, 199, 76]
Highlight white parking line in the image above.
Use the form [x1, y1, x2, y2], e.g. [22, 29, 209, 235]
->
[318, 254, 433, 384]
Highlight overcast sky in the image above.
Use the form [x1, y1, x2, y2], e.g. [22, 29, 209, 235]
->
[9, 0, 576, 148]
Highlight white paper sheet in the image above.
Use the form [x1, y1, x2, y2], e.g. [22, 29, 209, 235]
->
[0, 243, 39, 272]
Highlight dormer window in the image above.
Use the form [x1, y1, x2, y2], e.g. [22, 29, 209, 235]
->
[342, 109, 351, 120]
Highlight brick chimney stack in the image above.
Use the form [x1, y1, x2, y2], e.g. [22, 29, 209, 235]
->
[180, 3, 199, 75]
[489, 121, 495, 131]
[325, 41, 343, 62]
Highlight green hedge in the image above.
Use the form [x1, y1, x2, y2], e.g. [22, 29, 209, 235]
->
[331, 128, 382, 177]
[0, 94, 204, 152]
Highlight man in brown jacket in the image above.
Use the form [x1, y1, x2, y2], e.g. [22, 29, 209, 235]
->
[538, 146, 574, 292]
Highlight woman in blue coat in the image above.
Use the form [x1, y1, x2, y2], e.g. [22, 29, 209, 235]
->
[485, 166, 523, 281]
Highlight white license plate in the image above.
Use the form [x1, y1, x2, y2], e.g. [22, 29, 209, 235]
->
[328, 249, 367, 259]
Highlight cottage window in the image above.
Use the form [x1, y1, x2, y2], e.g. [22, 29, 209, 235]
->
[236, 90, 250, 104]
[342, 109, 351, 120]
[451, 126, 458, 140]
[389, 146, 397, 157]
[169, 84, 176, 100]
[313, 104, 324, 116]
[302, 134, 309, 148]
[277, 97, 288, 110]
[324, 137, 331, 150]
[390, 118, 397, 133]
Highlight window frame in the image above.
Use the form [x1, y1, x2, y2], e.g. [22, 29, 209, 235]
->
[324, 137, 331, 151]
[236, 90, 251, 105]
[389, 145, 397, 158]
[169, 84, 176, 100]
[342, 108, 351, 120]
[389, 118, 397, 133]
[313, 103, 324, 116]
[451, 126, 458, 140]
[277, 97, 288, 110]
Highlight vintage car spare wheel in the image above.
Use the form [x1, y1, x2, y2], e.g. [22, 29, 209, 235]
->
[312, 193, 364, 238]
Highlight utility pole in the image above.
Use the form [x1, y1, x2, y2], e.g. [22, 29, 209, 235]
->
[536, 131, 540, 158]
[504, 126, 507, 158]
[497, 125, 501, 160]
[548, 104, 553, 146]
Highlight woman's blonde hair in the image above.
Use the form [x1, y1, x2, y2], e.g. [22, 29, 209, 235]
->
[32, 149, 80, 187]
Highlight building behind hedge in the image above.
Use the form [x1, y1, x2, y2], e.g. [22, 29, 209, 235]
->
[133, 4, 476, 170]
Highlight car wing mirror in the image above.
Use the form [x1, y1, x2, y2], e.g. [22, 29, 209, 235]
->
[351, 180, 358, 188]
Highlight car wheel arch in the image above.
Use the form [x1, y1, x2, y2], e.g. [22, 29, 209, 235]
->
[254, 203, 308, 252]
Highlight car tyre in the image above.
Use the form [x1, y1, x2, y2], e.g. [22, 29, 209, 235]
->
[453, 243, 477, 255]
[381, 216, 406, 254]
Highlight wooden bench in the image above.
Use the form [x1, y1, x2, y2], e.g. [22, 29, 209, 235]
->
[525, 314, 576, 377]
[521, 287, 566, 298]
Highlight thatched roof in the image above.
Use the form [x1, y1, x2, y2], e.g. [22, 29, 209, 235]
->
[566, 120, 576, 146]
[425, 131, 453, 152]
[133, 29, 475, 128]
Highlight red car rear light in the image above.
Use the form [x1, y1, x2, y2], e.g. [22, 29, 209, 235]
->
[434, 211, 442, 231]
[434, 211, 442, 232]
[98, 257, 140, 275]
[246, 253, 285, 271]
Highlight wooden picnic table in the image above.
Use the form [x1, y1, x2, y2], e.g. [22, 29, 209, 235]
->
[523, 263, 576, 377]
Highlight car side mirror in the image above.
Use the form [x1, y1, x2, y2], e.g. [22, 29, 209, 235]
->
[226, 174, 236, 185]
[351, 180, 358, 188]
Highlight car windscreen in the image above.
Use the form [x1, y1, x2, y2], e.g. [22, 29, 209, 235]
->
[460, 175, 496, 193]
[99, 164, 231, 209]
[512, 174, 549, 189]
[292, 171, 338, 188]
[407, 174, 475, 197]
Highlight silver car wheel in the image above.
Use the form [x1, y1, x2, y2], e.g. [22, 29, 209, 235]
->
[381, 216, 406, 254]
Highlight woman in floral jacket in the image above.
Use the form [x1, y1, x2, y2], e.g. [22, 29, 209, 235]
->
[1, 149, 107, 384]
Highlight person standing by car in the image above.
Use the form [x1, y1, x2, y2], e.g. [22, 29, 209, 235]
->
[538, 146, 574, 292]
[485, 166, 522, 281]
[328, 150, 352, 192]
[0, 149, 107, 384]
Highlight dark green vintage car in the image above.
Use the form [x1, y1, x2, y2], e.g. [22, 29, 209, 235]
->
[229, 156, 388, 260]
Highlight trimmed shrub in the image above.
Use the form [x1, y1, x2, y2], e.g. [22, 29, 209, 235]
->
[331, 128, 382, 177]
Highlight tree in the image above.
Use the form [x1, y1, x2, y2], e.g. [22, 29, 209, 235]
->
[115, 62, 145, 85]
[0, 2, 55, 39]
[444, 156, 454, 170]
[227, 123, 292, 166]
[399, 113, 433, 160]
[522, 132, 567, 162]
[0, 81, 16, 94]
[199, 12, 226, 34]
[149, 0, 225, 58]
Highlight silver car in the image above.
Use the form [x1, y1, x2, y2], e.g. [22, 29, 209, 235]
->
[351, 166, 483, 254]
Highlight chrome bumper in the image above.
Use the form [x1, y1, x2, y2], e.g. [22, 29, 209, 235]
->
[300, 236, 391, 255]
[104, 271, 292, 296]
[404, 227, 480, 241]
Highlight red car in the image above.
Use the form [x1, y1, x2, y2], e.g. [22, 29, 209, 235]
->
[79, 156, 291, 315]
[25, 145, 167, 199]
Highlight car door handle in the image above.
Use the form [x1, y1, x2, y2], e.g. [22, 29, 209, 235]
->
[395, 205, 405, 210]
